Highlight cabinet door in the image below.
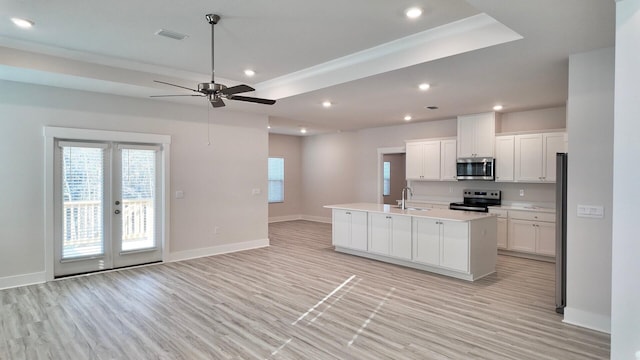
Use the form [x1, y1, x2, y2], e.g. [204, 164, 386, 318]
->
[351, 211, 368, 251]
[422, 141, 441, 180]
[390, 215, 413, 260]
[457, 116, 476, 158]
[332, 210, 351, 247]
[535, 221, 556, 256]
[405, 142, 424, 180]
[412, 218, 440, 266]
[495, 135, 514, 182]
[496, 217, 508, 249]
[515, 134, 543, 182]
[368, 213, 390, 255]
[508, 219, 537, 253]
[542, 133, 567, 182]
[474, 113, 496, 158]
[440, 139, 457, 181]
[440, 220, 469, 273]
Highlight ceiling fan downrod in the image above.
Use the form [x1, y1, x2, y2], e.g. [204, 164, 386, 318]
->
[205, 14, 220, 83]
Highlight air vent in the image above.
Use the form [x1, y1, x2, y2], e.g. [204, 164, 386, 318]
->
[155, 29, 188, 40]
[425, 106, 439, 110]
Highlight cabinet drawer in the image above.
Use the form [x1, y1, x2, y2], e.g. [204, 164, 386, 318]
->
[508, 210, 555, 222]
[488, 208, 508, 218]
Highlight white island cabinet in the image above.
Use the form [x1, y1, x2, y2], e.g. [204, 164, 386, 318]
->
[332, 209, 367, 251]
[325, 203, 497, 281]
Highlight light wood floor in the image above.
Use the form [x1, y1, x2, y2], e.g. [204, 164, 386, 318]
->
[0, 220, 609, 359]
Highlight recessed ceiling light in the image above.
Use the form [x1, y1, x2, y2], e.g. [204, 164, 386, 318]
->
[11, 17, 34, 29]
[300, 128, 307, 134]
[244, 69, 255, 77]
[418, 83, 430, 91]
[405, 7, 423, 19]
[493, 105, 504, 111]
[404, 115, 412, 121]
[322, 101, 332, 108]
[267, 125, 271, 129]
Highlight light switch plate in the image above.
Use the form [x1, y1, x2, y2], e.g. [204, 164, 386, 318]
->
[175, 190, 184, 199]
[577, 205, 604, 218]
[252, 188, 261, 195]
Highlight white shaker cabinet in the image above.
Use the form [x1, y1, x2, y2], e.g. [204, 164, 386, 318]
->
[368, 213, 412, 260]
[494, 135, 515, 182]
[332, 209, 368, 251]
[488, 208, 508, 249]
[405, 141, 440, 180]
[514, 132, 566, 183]
[406, 139, 457, 181]
[457, 112, 496, 158]
[412, 218, 469, 273]
[507, 210, 556, 256]
[440, 139, 458, 181]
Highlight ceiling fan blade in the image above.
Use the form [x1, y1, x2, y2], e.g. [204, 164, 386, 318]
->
[228, 95, 276, 105]
[154, 80, 199, 93]
[210, 97, 226, 108]
[150, 94, 205, 97]
[220, 84, 255, 96]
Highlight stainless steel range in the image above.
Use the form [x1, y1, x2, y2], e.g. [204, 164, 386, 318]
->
[449, 189, 501, 212]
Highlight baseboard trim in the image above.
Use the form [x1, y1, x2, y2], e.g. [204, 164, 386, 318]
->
[168, 238, 270, 262]
[269, 215, 303, 223]
[300, 215, 332, 224]
[563, 307, 611, 334]
[0, 271, 47, 290]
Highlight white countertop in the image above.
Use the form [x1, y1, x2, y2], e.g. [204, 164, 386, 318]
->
[488, 204, 556, 213]
[324, 203, 495, 222]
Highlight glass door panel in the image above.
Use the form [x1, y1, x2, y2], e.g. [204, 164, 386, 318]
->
[120, 148, 156, 252]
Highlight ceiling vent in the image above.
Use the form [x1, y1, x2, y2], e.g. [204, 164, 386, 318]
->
[155, 29, 188, 40]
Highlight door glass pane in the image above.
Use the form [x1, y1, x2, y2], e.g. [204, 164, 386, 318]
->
[62, 146, 104, 259]
[121, 148, 156, 251]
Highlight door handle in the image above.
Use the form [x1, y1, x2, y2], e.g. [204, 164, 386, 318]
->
[114, 209, 121, 215]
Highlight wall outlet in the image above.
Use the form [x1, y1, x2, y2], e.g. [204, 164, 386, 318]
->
[252, 188, 261, 195]
[175, 190, 184, 199]
[213, 226, 219, 234]
[519, 189, 525, 197]
[449, 187, 453, 193]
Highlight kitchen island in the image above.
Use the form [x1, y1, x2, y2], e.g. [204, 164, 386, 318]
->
[324, 203, 497, 281]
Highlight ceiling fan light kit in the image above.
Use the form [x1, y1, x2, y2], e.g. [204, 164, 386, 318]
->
[151, 13, 276, 108]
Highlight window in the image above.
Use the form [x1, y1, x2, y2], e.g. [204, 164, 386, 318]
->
[268, 157, 284, 203]
[383, 161, 391, 196]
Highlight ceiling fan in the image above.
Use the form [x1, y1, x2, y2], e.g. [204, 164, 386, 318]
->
[151, 14, 276, 108]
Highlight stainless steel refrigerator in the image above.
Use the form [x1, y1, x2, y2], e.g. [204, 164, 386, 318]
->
[555, 153, 567, 314]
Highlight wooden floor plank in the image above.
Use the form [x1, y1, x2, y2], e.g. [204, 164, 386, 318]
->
[0, 220, 609, 359]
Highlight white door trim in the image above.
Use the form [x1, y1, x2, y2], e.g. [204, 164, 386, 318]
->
[43, 126, 171, 281]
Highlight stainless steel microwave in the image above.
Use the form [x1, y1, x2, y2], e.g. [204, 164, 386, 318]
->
[456, 157, 495, 181]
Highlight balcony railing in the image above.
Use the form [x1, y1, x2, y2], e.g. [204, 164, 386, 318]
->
[63, 199, 154, 258]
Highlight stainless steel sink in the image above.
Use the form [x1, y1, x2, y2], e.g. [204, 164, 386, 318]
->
[393, 206, 430, 211]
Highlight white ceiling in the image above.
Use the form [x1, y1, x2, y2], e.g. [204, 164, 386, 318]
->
[0, 0, 615, 135]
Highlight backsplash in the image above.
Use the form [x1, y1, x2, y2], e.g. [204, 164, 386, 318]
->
[407, 181, 556, 208]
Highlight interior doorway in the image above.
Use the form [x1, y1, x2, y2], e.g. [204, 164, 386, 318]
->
[379, 150, 406, 205]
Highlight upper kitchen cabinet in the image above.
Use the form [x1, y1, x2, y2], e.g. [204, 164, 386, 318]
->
[514, 132, 567, 183]
[406, 139, 457, 181]
[457, 112, 496, 158]
[495, 135, 515, 182]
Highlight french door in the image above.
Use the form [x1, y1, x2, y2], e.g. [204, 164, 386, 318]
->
[53, 140, 163, 277]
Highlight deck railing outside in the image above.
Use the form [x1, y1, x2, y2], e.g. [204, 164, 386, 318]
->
[63, 199, 154, 258]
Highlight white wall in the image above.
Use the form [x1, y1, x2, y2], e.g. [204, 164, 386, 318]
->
[498, 106, 566, 133]
[0, 80, 269, 287]
[268, 134, 303, 221]
[612, 0, 640, 357]
[564, 48, 614, 333]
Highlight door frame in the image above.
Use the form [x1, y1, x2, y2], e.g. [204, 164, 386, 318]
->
[376, 146, 405, 204]
[44, 127, 171, 281]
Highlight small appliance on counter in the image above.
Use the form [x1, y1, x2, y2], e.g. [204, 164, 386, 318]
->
[456, 157, 495, 181]
[449, 189, 501, 212]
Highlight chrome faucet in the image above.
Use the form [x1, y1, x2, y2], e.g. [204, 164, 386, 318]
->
[401, 186, 413, 210]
